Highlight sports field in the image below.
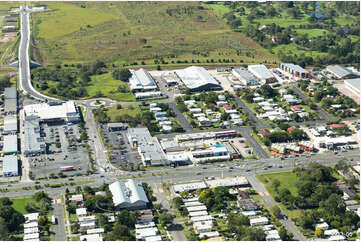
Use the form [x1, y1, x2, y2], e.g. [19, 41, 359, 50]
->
[31, 2, 277, 65]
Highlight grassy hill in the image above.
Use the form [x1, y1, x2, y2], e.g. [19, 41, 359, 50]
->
[30, 1, 277, 66]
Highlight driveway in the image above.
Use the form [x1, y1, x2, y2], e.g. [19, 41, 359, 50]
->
[169, 103, 194, 132]
[52, 197, 66, 241]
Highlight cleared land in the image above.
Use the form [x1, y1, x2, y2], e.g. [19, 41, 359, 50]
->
[105, 105, 141, 122]
[30, 2, 277, 66]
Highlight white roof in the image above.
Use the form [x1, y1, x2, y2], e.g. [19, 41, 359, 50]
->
[24, 227, 39, 234]
[4, 116, 17, 132]
[241, 211, 257, 217]
[79, 221, 96, 227]
[345, 78, 360, 93]
[78, 216, 97, 223]
[3, 134, 18, 153]
[193, 220, 213, 229]
[135, 222, 156, 229]
[328, 235, 345, 241]
[145, 235, 162, 241]
[186, 205, 207, 212]
[281, 63, 308, 74]
[109, 179, 149, 207]
[199, 231, 220, 238]
[87, 228, 104, 235]
[250, 216, 269, 225]
[24, 101, 78, 121]
[248, 64, 274, 80]
[184, 201, 203, 207]
[25, 213, 39, 222]
[314, 222, 329, 229]
[24, 222, 38, 229]
[189, 211, 209, 217]
[129, 68, 157, 90]
[173, 180, 207, 193]
[2, 155, 18, 175]
[76, 208, 87, 216]
[80, 234, 103, 241]
[324, 229, 339, 236]
[175, 66, 221, 90]
[206, 176, 248, 188]
[190, 215, 213, 222]
[24, 233, 39, 240]
[70, 194, 83, 202]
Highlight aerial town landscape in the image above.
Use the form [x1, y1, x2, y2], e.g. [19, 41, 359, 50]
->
[0, 1, 359, 241]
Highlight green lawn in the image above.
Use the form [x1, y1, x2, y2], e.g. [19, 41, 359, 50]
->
[11, 197, 37, 214]
[295, 28, 328, 38]
[257, 171, 299, 197]
[86, 72, 135, 101]
[272, 43, 328, 58]
[105, 105, 141, 122]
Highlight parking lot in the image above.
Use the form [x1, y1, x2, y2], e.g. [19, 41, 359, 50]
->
[30, 123, 90, 179]
[101, 126, 141, 171]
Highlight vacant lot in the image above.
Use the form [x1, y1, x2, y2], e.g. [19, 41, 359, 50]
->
[257, 171, 299, 197]
[86, 73, 135, 101]
[105, 105, 141, 122]
[11, 196, 37, 214]
[31, 2, 277, 65]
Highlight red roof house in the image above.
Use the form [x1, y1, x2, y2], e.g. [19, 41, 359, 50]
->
[290, 105, 302, 111]
[329, 124, 344, 129]
[224, 105, 233, 110]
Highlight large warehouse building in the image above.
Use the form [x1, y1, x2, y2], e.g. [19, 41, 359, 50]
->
[326, 65, 359, 79]
[24, 101, 80, 123]
[248, 64, 276, 84]
[23, 116, 46, 156]
[344, 78, 360, 96]
[129, 68, 158, 92]
[109, 180, 149, 210]
[231, 68, 258, 86]
[4, 87, 17, 115]
[175, 66, 222, 91]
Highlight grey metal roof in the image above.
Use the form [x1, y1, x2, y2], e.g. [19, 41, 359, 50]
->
[248, 64, 274, 80]
[2, 155, 18, 175]
[24, 116, 45, 154]
[175, 66, 221, 90]
[4, 116, 17, 133]
[4, 98, 17, 113]
[232, 68, 257, 81]
[107, 122, 128, 128]
[129, 69, 157, 89]
[3, 134, 18, 153]
[4, 87, 17, 99]
[344, 78, 360, 93]
[327, 65, 354, 79]
[281, 63, 308, 74]
[109, 180, 149, 207]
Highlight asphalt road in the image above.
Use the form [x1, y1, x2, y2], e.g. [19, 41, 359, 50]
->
[237, 127, 269, 159]
[169, 103, 194, 132]
[53, 197, 67, 241]
[247, 175, 306, 241]
[292, 86, 335, 122]
[18, 6, 55, 101]
[233, 95, 270, 129]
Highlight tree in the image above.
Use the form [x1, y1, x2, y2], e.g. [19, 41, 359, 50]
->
[271, 205, 282, 218]
[112, 69, 132, 82]
[38, 215, 48, 227]
[279, 226, 293, 240]
[0, 217, 8, 240]
[159, 213, 173, 227]
[315, 227, 324, 238]
[172, 197, 183, 210]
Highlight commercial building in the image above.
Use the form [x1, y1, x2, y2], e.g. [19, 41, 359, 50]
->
[109, 179, 149, 210]
[3, 134, 18, 155]
[135, 91, 163, 100]
[107, 123, 128, 132]
[231, 68, 258, 86]
[190, 145, 230, 163]
[166, 152, 190, 165]
[23, 101, 80, 123]
[2, 155, 18, 177]
[326, 65, 359, 79]
[280, 63, 310, 78]
[4, 87, 17, 115]
[344, 78, 360, 95]
[23, 116, 46, 156]
[206, 176, 249, 188]
[248, 65, 276, 83]
[173, 180, 207, 193]
[127, 128, 167, 166]
[3, 116, 17, 134]
[129, 68, 157, 92]
[175, 130, 236, 143]
[175, 66, 222, 91]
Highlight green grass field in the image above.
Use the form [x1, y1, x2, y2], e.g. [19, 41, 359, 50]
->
[31, 2, 277, 66]
[105, 105, 141, 122]
[257, 171, 299, 197]
[86, 73, 135, 101]
[11, 197, 37, 214]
